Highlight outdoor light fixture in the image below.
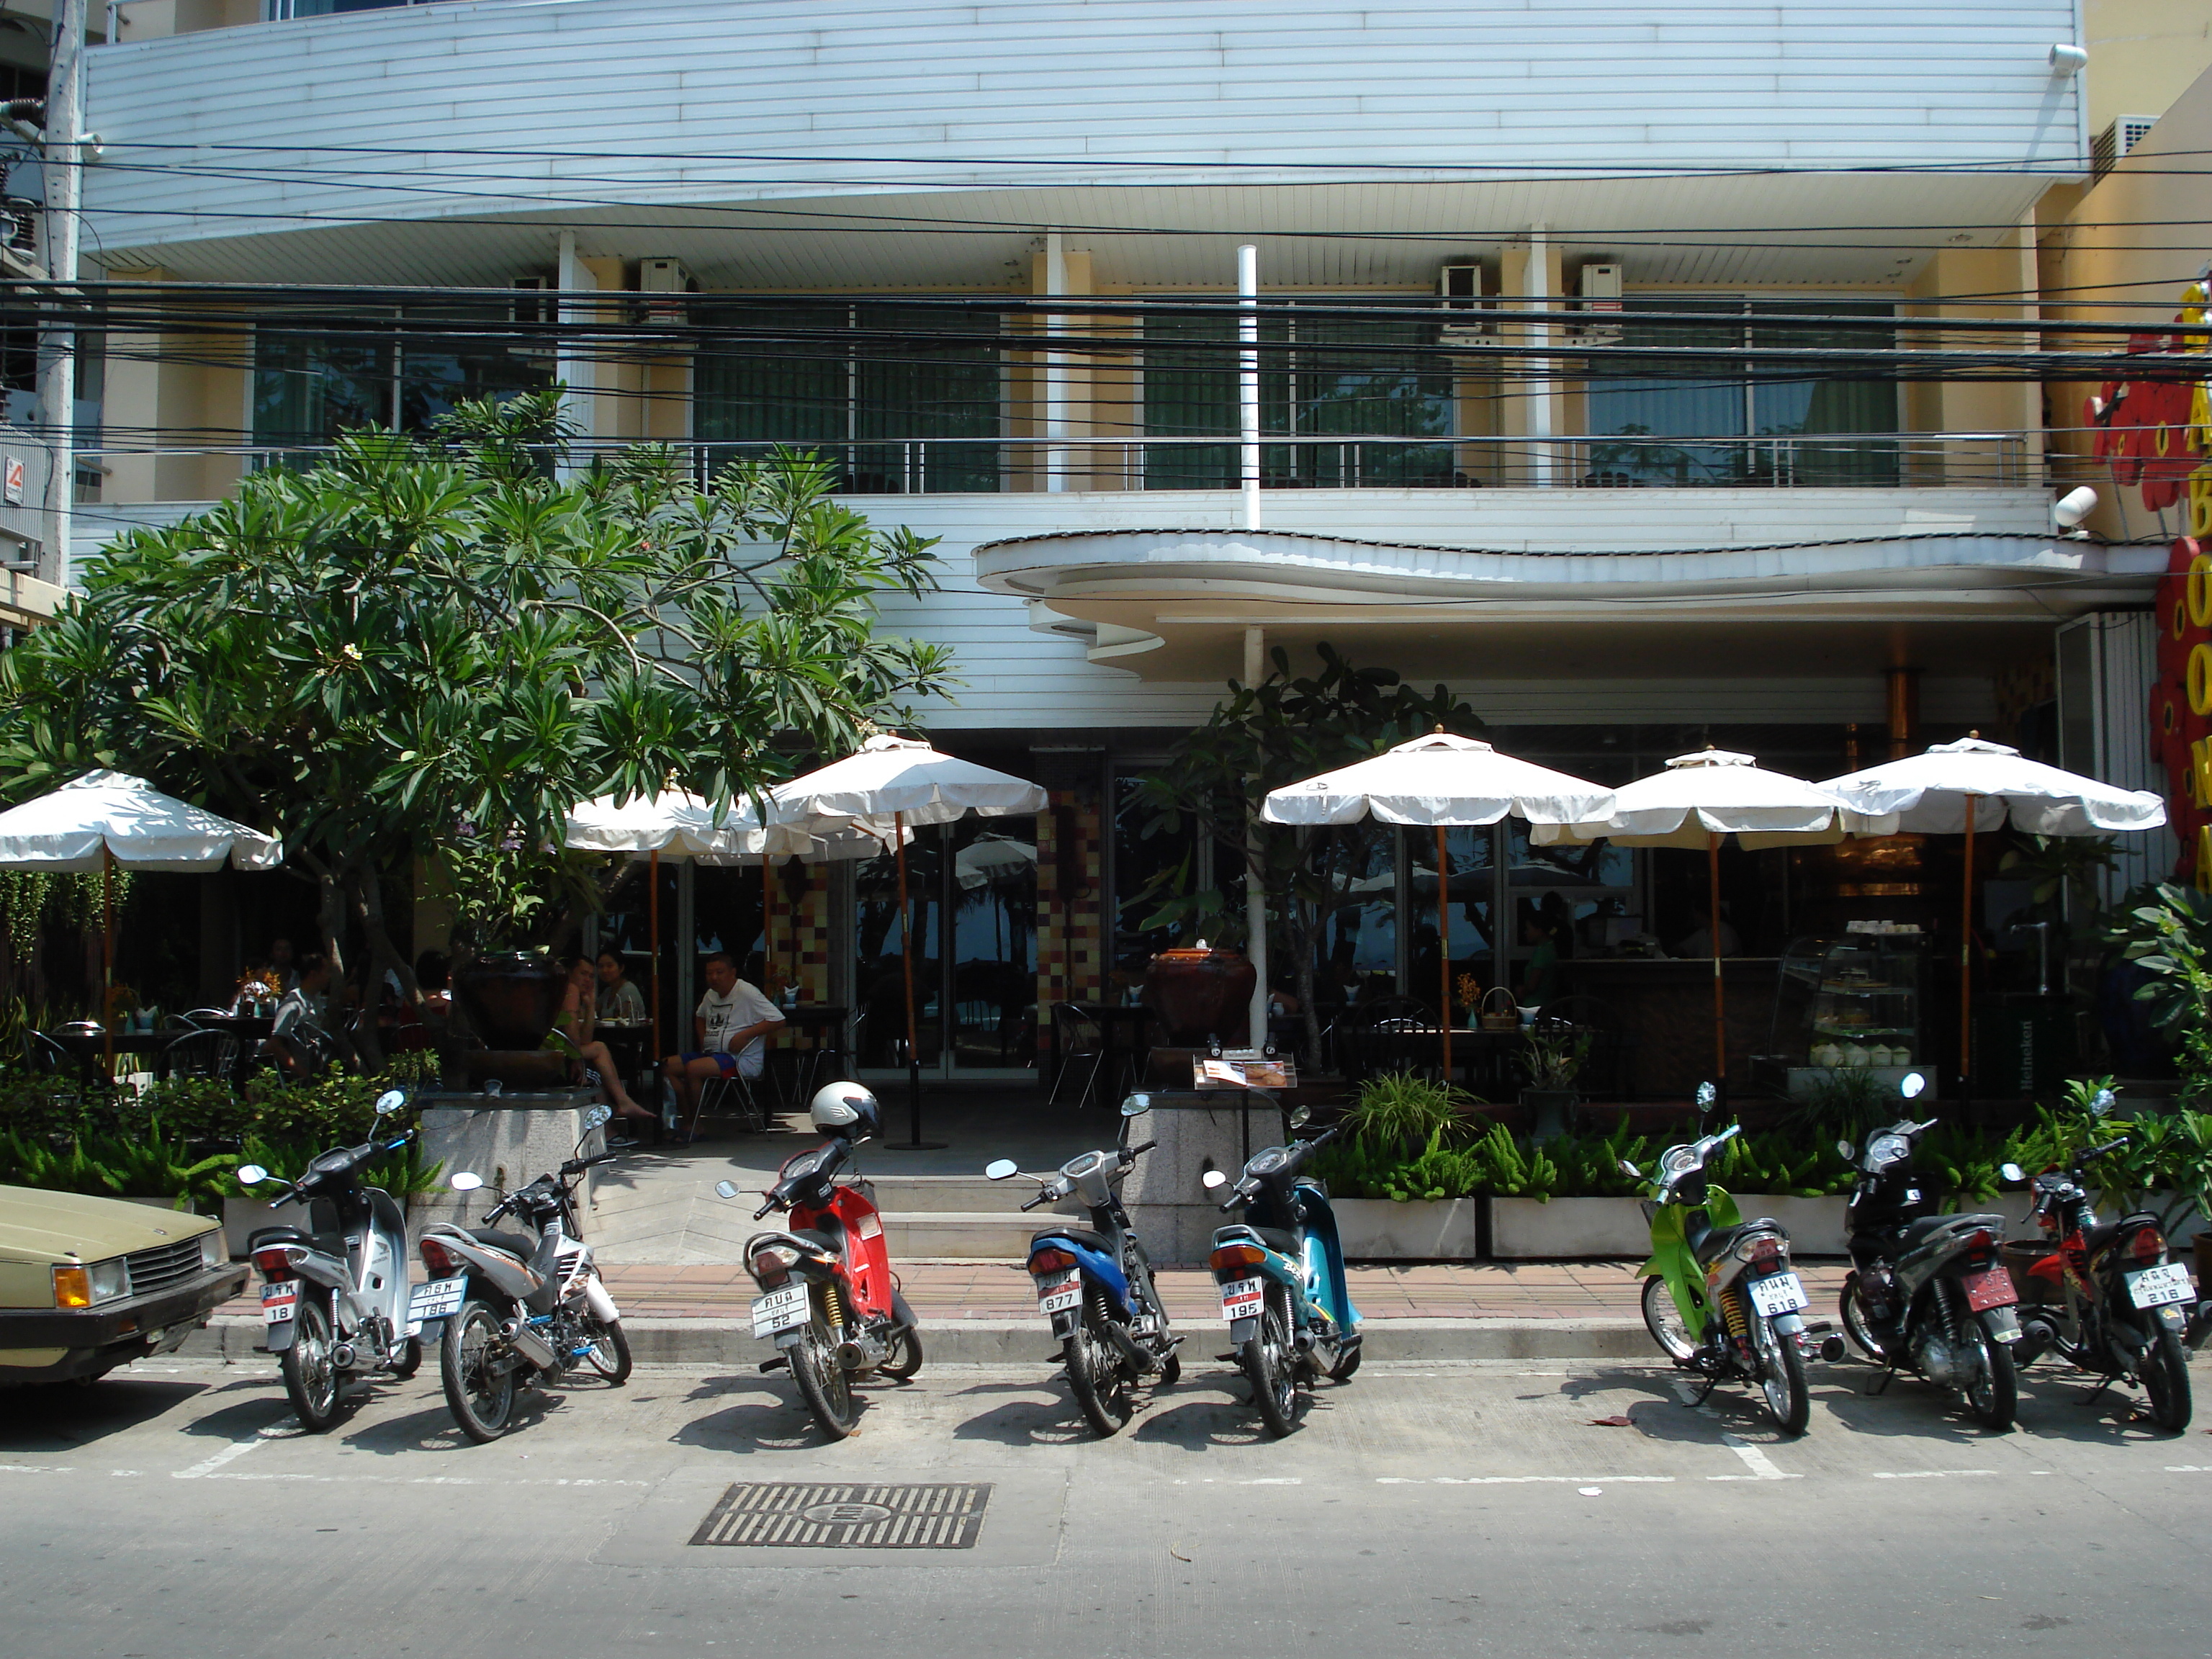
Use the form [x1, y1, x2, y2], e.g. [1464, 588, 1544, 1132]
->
[2054, 485, 2098, 536]
[2049, 43, 2088, 75]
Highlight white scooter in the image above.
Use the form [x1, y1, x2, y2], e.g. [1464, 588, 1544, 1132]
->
[239, 1088, 424, 1431]
[413, 1105, 632, 1444]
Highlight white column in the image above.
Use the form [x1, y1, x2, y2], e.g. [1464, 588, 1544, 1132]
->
[1244, 624, 1269, 1049]
[1524, 228, 1555, 488]
[37, 0, 84, 585]
[1238, 243, 1260, 531]
[1043, 231, 1069, 493]
[555, 230, 598, 469]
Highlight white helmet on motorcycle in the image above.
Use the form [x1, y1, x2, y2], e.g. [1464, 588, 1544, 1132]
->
[809, 1081, 881, 1141]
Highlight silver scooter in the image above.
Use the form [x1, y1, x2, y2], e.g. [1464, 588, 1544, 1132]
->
[239, 1087, 423, 1431]
[414, 1105, 631, 1444]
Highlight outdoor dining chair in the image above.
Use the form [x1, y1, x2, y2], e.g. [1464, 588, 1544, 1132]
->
[1047, 1002, 1107, 1111]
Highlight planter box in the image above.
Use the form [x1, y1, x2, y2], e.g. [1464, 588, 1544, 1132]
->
[222, 1195, 290, 1259]
[1488, 1193, 1851, 1260]
[1335, 1197, 1480, 1261]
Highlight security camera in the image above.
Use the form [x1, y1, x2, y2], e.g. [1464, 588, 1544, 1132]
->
[2049, 43, 2088, 74]
[2054, 485, 2098, 536]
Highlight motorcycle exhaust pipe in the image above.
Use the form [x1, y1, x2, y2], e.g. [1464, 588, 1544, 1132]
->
[833, 1334, 886, 1372]
[500, 1318, 559, 1371]
[1102, 1316, 1161, 1376]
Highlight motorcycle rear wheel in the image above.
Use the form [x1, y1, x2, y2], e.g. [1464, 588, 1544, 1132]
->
[1839, 1272, 1895, 1367]
[441, 1299, 516, 1444]
[387, 1335, 423, 1381]
[1065, 1322, 1135, 1437]
[789, 1313, 858, 1440]
[1959, 1301, 2018, 1432]
[1753, 1314, 1810, 1437]
[2141, 1323, 2194, 1433]
[1244, 1286, 1299, 1439]
[878, 1323, 925, 1381]
[279, 1295, 344, 1433]
[580, 1316, 631, 1385]
[1327, 1339, 1363, 1382]
[1640, 1275, 1699, 1364]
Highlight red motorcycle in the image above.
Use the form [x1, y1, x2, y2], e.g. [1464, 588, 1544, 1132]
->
[715, 1083, 921, 1438]
[2008, 1132, 2195, 1433]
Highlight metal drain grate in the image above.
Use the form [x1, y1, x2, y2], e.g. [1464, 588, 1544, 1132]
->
[689, 1482, 992, 1550]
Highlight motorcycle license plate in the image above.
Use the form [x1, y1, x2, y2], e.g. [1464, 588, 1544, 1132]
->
[2126, 1262, 2194, 1310]
[1745, 1272, 1809, 1318]
[750, 1283, 810, 1339]
[406, 1274, 467, 1334]
[1035, 1269, 1081, 1316]
[260, 1280, 298, 1326]
[1960, 1263, 2018, 1312]
[1220, 1276, 1264, 1321]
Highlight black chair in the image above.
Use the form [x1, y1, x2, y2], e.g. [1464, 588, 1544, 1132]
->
[1341, 997, 1438, 1084]
[1527, 993, 1632, 1104]
[157, 1027, 231, 1081]
[1048, 1002, 1110, 1111]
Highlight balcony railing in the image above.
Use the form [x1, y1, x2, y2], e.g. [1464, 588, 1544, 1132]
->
[199, 431, 2036, 494]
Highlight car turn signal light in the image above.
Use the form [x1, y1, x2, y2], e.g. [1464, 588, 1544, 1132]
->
[52, 1265, 90, 1308]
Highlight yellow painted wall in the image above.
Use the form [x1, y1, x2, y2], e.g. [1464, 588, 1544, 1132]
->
[2085, 0, 2212, 134]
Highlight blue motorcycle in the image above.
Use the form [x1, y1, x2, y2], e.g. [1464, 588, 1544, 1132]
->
[1200, 1105, 1362, 1436]
[985, 1092, 1181, 1437]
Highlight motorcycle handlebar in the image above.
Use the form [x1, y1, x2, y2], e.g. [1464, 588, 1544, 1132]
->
[2080, 1136, 2130, 1164]
[1125, 1139, 1157, 1160]
[752, 1199, 778, 1220]
[1020, 1191, 1053, 1212]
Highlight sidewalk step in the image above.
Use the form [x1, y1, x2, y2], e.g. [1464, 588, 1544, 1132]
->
[864, 1174, 1082, 1215]
[885, 1211, 1065, 1260]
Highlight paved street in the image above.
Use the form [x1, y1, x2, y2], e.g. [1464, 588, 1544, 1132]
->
[4, 1352, 2206, 1658]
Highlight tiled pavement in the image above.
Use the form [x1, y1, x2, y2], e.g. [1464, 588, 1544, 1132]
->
[220, 1259, 1851, 1325]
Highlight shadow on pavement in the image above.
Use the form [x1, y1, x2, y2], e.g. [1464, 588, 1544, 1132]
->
[0, 1375, 211, 1450]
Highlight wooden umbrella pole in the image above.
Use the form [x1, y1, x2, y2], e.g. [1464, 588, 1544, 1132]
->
[894, 809, 927, 1146]
[761, 854, 775, 990]
[1437, 824, 1452, 1083]
[1959, 794, 1977, 1094]
[102, 843, 115, 1078]
[1708, 831, 1726, 1096]
[649, 847, 662, 1064]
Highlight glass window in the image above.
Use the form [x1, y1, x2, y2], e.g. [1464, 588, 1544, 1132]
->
[251, 328, 392, 463]
[1407, 826, 1495, 1018]
[1583, 300, 1749, 486]
[1309, 824, 1398, 1017]
[396, 308, 555, 433]
[1747, 300, 1899, 485]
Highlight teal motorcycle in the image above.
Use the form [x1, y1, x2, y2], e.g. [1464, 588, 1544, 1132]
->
[1621, 1091, 1823, 1435]
[1200, 1105, 1362, 1437]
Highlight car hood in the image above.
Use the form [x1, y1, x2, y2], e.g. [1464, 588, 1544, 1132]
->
[0, 1184, 218, 1266]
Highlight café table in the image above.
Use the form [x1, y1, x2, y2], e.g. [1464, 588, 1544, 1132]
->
[1064, 1003, 1155, 1106]
[593, 1020, 655, 1095]
[181, 1012, 277, 1085]
[770, 1004, 850, 1107]
[40, 1025, 174, 1087]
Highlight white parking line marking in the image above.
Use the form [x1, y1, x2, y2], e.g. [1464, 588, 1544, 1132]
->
[1871, 1470, 2000, 1480]
[1713, 1437, 1799, 1481]
[1377, 1475, 1676, 1485]
[174, 1421, 293, 1480]
[0, 1464, 72, 1475]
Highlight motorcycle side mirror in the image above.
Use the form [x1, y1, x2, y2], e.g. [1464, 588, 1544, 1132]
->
[714, 1180, 739, 1200]
[2000, 1162, 2028, 1185]
[1118, 1092, 1154, 1118]
[1617, 1159, 1642, 1180]
[984, 1159, 1020, 1181]
[1200, 1169, 1229, 1192]
[449, 1172, 484, 1192]
[1695, 1082, 1717, 1112]
[1836, 1141, 1856, 1162]
[1899, 1071, 1928, 1101]
[2092, 1087, 2117, 1118]
[237, 1164, 266, 1187]
[1288, 1104, 1312, 1130]
[373, 1089, 407, 1117]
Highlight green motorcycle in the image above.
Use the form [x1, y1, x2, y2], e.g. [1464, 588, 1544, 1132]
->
[1621, 1097, 1825, 1436]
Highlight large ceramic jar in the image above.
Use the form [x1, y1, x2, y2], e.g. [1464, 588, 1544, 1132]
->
[450, 951, 567, 1049]
[1143, 945, 1256, 1047]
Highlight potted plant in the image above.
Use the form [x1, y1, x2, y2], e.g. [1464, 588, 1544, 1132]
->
[1312, 1069, 1485, 1259]
[433, 825, 572, 1061]
[1518, 1025, 1592, 1142]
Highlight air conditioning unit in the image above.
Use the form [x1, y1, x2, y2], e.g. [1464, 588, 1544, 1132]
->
[637, 257, 695, 324]
[1437, 260, 1493, 343]
[2092, 114, 2158, 179]
[1568, 261, 1624, 342]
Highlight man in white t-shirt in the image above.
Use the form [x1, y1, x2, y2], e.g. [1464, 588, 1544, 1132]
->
[660, 951, 785, 1134]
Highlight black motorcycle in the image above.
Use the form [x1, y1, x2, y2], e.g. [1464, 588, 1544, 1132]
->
[2008, 1132, 2195, 1433]
[1838, 1110, 2023, 1431]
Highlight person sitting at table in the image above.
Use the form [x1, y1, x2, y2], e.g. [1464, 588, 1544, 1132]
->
[595, 949, 647, 1023]
[661, 951, 785, 1133]
[269, 935, 300, 994]
[413, 950, 452, 1018]
[1516, 909, 1565, 1008]
[267, 953, 335, 1078]
[547, 956, 655, 1128]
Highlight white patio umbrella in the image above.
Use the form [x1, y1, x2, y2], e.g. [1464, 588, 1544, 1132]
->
[0, 770, 282, 1071]
[955, 835, 1037, 891]
[768, 734, 1048, 1148]
[1820, 735, 2167, 1097]
[1262, 732, 1615, 1079]
[1534, 750, 1897, 1100]
[698, 821, 911, 995]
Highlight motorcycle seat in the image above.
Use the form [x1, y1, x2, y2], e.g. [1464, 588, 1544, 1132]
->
[1031, 1226, 1113, 1255]
[1249, 1226, 1302, 1257]
[246, 1223, 346, 1259]
[1692, 1219, 1781, 1264]
[466, 1228, 538, 1261]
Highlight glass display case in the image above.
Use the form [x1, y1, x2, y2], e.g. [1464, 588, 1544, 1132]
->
[1757, 932, 1927, 1098]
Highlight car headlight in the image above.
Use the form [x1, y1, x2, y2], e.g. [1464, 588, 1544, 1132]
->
[53, 1257, 130, 1309]
[200, 1231, 227, 1272]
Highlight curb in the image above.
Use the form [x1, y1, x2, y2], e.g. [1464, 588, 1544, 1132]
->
[181, 1315, 1656, 1365]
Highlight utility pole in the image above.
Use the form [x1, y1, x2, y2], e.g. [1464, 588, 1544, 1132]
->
[36, 0, 84, 588]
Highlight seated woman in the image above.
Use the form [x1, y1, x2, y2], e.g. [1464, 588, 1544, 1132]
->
[548, 956, 656, 1128]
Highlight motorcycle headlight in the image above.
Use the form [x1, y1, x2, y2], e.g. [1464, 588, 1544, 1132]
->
[1864, 1134, 1910, 1173]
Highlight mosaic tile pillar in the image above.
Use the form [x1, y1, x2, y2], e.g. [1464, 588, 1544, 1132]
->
[1035, 786, 1105, 1066]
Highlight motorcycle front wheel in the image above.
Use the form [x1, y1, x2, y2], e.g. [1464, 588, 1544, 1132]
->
[1640, 1275, 1699, 1364]
[580, 1316, 631, 1385]
[1065, 1321, 1135, 1437]
[279, 1295, 344, 1432]
[2141, 1323, 2195, 1433]
[441, 1298, 517, 1444]
[1244, 1285, 1299, 1438]
[789, 1311, 858, 1440]
[1752, 1314, 1811, 1437]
